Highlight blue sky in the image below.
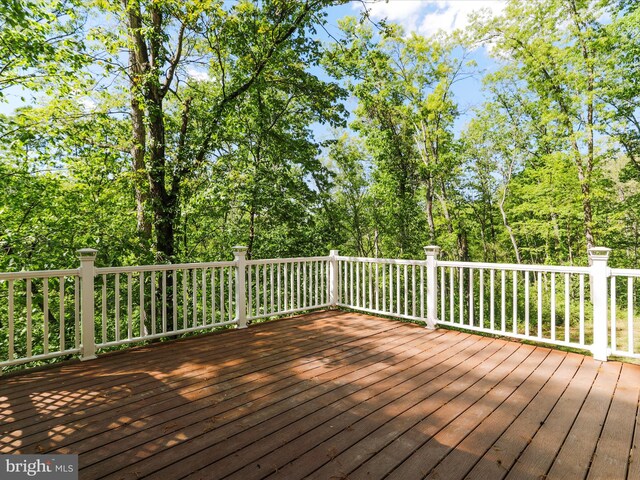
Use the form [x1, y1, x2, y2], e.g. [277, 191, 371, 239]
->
[328, 0, 505, 37]
[313, 0, 506, 138]
[1, 1, 506, 132]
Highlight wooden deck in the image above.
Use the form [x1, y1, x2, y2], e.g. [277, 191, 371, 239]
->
[2, 310, 640, 480]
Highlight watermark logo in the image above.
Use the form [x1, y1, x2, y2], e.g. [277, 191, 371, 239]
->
[0, 455, 78, 480]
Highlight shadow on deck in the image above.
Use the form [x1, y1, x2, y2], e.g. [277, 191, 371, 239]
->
[1, 310, 639, 479]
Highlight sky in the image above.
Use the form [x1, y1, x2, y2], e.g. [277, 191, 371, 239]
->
[312, 0, 507, 138]
[0, 1, 507, 128]
[345, 0, 505, 37]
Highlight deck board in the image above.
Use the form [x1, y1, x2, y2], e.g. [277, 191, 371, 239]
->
[371, 346, 548, 480]
[502, 355, 599, 480]
[228, 333, 498, 480]
[1, 310, 639, 480]
[545, 360, 620, 480]
[303, 342, 528, 480]
[587, 363, 640, 480]
[422, 348, 566, 480]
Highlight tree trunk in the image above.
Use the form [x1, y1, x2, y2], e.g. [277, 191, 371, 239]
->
[248, 206, 256, 260]
[129, 82, 151, 243]
[566, 219, 574, 265]
[457, 225, 469, 261]
[551, 212, 562, 251]
[435, 182, 454, 235]
[147, 107, 176, 262]
[425, 178, 436, 242]
[374, 229, 379, 258]
[125, 5, 151, 245]
[569, 1, 596, 258]
[499, 186, 521, 264]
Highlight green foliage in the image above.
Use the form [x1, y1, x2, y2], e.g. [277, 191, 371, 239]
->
[3, 0, 640, 373]
[0, 0, 88, 98]
[324, 19, 468, 258]
[0, 103, 140, 270]
[0, 0, 639, 278]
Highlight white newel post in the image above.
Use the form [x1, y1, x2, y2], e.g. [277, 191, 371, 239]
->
[589, 247, 611, 361]
[78, 248, 97, 361]
[233, 246, 248, 329]
[424, 245, 440, 330]
[329, 250, 339, 308]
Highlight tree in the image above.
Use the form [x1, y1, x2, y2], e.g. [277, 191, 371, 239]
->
[325, 19, 467, 258]
[0, 100, 137, 270]
[599, 0, 640, 175]
[0, 0, 87, 98]
[87, 0, 347, 261]
[473, 0, 616, 256]
[325, 134, 377, 257]
[181, 67, 345, 259]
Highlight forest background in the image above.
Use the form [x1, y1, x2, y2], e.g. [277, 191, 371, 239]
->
[0, 0, 638, 272]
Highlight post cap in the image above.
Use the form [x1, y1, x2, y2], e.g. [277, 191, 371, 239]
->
[232, 246, 248, 258]
[423, 245, 441, 256]
[588, 247, 611, 259]
[77, 248, 98, 259]
[330, 249, 339, 256]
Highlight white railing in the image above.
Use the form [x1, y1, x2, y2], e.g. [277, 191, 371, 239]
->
[0, 247, 336, 369]
[0, 268, 81, 367]
[335, 252, 597, 353]
[335, 256, 428, 324]
[609, 268, 640, 358]
[94, 260, 237, 349]
[435, 261, 592, 351]
[336, 246, 624, 361]
[1, 244, 637, 370]
[246, 256, 331, 321]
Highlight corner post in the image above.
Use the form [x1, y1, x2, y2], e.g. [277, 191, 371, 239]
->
[77, 248, 98, 361]
[329, 250, 339, 308]
[589, 247, 611, 361]
[424, 246, 440, 330]
[233, 246, 248, 329]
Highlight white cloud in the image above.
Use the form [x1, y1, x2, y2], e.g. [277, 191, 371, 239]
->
[79, 97, 97, 111]
[186, 67, 210, 82]
[421, 1, 505, 37]
[360, 0, 506, 36]
[357, 1, 427, 33]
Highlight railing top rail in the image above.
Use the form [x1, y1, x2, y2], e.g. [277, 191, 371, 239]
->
[97, 261, 236, 275]
[246, 256, 331, 266]
[0, 268, 79, 281]
[336, 256, 426, 266]
[610, 268, 640, 278]
[2, 243, 636, 371]
[437, 260, 590, 274]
